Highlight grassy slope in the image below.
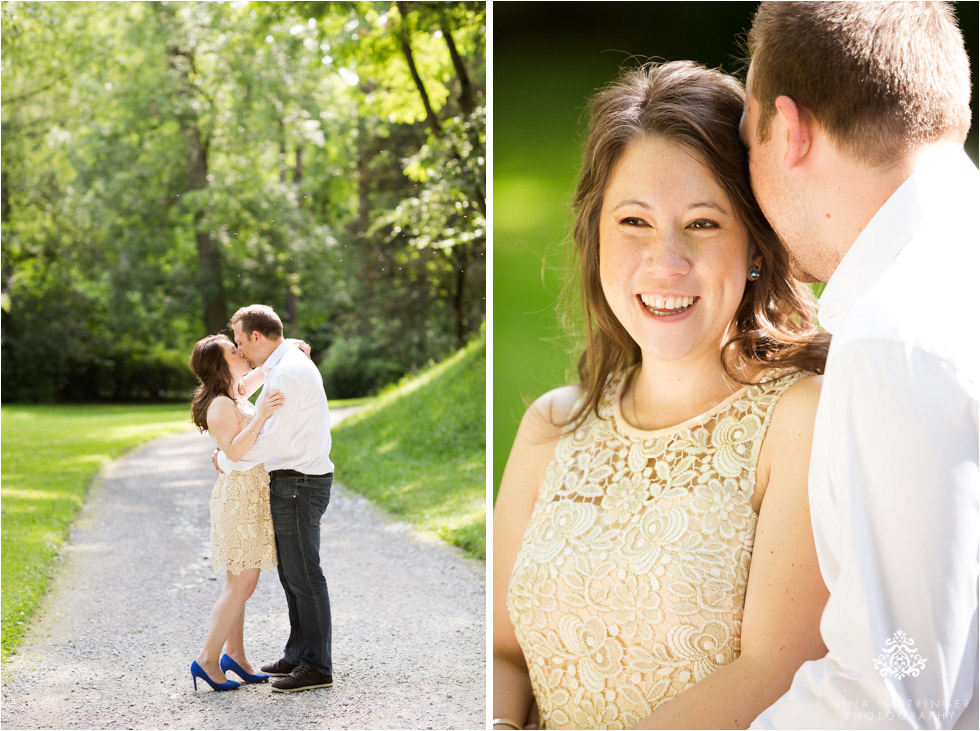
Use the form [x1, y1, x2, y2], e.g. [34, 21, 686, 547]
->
[1, 404, 193, 661]
[330, 335, 486, 559]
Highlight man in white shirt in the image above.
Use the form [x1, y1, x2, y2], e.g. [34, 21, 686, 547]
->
[740, 3, 978, 728]
[216, 304, 335, 693]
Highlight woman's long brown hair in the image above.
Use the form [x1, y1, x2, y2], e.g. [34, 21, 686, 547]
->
[189, 334, 235, 432]
[566, 60, 829, 428]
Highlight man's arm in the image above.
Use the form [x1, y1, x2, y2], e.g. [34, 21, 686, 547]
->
[754, 340, 979, 728]
[216, 372, 303, 472]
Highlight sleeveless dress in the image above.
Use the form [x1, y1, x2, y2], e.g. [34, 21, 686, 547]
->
[506, 368, 807, 729]
[208, 399, 277, 575]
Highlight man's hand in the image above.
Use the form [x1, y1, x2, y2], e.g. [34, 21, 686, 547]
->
[211, 448, 223, 473]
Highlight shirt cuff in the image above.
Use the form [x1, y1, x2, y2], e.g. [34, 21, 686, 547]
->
[216, 451, 234, 473]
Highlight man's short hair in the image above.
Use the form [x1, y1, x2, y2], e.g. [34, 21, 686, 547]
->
[747, 1, 971, 164]
[229, 304, 283, 339]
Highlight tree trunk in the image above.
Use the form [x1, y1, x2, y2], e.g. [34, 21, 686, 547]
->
[294, 143, 303, 184]
[184, 121, 227, 334]
[452, 260, 467, 346]
[279, 118, 288, 183]
[439, 11, 475, 116]
[354, 113, 371, 233]
[168, 34, 227, 334]
[284, 141, 301, 326]
[395, 1, 442, 138]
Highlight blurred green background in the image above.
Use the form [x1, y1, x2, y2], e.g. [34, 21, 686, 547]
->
[492, 1, 980, 495]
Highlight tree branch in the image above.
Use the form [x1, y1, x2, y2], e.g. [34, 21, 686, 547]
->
[395, 1, 442, 137]
[438, 9, 474, 116]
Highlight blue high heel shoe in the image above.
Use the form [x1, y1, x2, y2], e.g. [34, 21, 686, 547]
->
[191, 660, 241, 691]
[220, 654, 270, 683]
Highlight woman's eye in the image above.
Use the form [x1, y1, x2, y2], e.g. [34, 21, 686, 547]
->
[619, 216, 648, 227]
[687, 219, 719, 230]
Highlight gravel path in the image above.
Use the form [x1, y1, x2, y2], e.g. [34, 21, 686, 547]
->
[0, 409, 486, 730]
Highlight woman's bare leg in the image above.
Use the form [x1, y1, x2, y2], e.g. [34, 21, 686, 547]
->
[196, 568, 260, 681]
[222, 607, 257, 674]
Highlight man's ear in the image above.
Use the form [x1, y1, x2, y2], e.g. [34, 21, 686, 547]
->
[773, 95, 812, 170]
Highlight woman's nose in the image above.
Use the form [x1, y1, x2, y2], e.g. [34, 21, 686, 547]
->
[642, 232, 692, 278]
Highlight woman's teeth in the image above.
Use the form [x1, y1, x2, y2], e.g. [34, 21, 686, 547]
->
[639, 294, 696, 315]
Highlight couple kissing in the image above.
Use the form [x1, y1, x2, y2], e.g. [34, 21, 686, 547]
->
[188, 304, 334, 694]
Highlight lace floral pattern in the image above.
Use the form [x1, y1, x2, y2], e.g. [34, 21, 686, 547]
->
[506, 369, 805, 729]
[209, 400, 277, 575]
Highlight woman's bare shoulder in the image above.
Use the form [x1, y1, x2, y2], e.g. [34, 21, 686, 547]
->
[206, 394, 236, 412]
[497, 385, 584, 521]
[772, 374, 823, 424]
[755, 374, 823, 505]
[205, 395, 238, 429]
[519, 385, 584, 444]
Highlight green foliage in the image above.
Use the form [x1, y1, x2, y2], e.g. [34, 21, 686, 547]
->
[331, 331, 485, 558]
[0, 404, 192, 662]
[318, 333, 407, 398]
[1, 0, 486, 402]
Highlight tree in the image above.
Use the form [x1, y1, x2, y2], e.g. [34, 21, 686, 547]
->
[1, 1, 486, 402]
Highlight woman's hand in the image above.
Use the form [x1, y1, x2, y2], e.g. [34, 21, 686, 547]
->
[288, 338, 313, 359]
[259, 389, 285, 420]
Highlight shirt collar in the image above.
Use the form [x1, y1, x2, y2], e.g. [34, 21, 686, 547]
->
[260, 340, 291, 373]
[817, 147, 978, 333]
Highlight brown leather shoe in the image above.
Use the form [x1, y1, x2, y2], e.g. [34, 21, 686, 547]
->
[260, 658, 298, 677]
[270, 665, 333, 692]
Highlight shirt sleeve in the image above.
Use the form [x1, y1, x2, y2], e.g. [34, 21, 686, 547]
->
[753, 340, 979, 729]
[215, 372, 302, 473]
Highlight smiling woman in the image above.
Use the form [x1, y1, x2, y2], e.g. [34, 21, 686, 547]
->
[563, 62, 829, 433]
[598, 136, 757, 368]
[493, 61, 832, 730]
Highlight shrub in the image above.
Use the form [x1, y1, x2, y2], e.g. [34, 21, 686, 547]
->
[319, 335, 413, 399]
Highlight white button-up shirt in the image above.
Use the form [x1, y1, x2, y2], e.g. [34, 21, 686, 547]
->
[752, 148, 979, 729]
[217, 340, 334, 476]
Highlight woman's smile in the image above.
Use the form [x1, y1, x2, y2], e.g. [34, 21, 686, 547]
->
[637, 293, 700, 319]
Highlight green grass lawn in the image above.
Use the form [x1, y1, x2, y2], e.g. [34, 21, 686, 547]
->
[329, 395, 375, 410]
[0, 374, 479, 662]
[1, 404, 194, 662]
[330, 334, 486, 559]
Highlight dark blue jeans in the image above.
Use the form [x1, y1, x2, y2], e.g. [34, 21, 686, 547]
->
[270, 474, 333, 674]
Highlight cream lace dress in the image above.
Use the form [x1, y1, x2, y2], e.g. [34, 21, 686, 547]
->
[209, 399, 277, 575]
[506, 368, 806, 729]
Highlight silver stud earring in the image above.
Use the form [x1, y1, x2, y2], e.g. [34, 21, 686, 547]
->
[748, 264, 761, 281]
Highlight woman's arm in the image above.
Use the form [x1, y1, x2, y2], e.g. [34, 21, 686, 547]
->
[206, 390, 285, 463]
[493, 386, 580, 730]
[236, 340, 312, 399]
[633, 376, 829, 730]
[238, 368, 267, 400]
